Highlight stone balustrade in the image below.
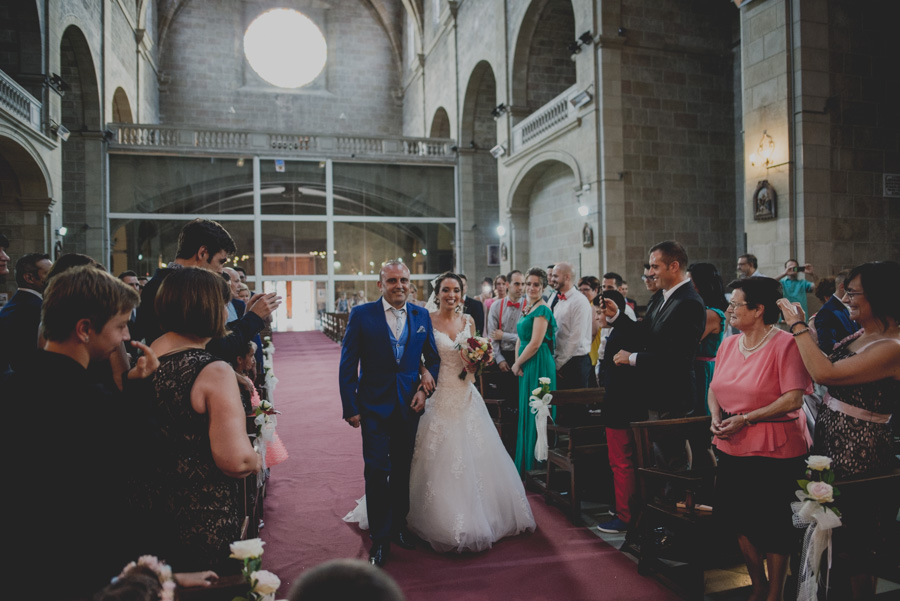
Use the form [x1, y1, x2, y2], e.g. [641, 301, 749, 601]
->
[0, 70, 42, 134]
[511, 84, 579, 154]
[109, 123, 456, 163]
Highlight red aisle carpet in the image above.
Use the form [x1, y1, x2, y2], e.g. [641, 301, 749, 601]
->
[263, 331, 680, 601]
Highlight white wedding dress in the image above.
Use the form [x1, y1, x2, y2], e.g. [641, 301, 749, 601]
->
[344, 316, 536, 553]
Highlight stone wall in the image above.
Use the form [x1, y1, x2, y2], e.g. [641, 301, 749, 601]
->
[620, 0, 738, 291]
[527, 162, 579, 269]
[158, 0, 403, 135]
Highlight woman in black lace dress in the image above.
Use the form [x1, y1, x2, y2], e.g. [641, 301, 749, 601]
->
[778, 260, 899, 599]
[148, 268, 261, 573]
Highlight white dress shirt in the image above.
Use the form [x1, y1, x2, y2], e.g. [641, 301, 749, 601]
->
[381, 297, 408, 337]
[552, 287, 592, 370]
[487, 296, 523, 365]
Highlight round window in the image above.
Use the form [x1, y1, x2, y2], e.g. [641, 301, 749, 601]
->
[244, 9, 327, 88]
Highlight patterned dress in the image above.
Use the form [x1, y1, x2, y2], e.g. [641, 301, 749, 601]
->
[816, 335, 899, 478]
[151, 349, 243, 573]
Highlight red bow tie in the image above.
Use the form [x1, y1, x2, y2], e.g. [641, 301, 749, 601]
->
[557, 293, 567, 301]
[507, 300, 520, 309]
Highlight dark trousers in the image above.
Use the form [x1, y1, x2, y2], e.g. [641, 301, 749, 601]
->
[361, 408, 419, 544]
[557, 354, 592, 390]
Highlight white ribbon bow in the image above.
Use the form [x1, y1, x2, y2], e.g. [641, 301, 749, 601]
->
[529, 393, 554, 461]
[792, 495, 842, 601]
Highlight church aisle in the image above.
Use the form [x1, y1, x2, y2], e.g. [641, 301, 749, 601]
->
[263, 331, 680, 600]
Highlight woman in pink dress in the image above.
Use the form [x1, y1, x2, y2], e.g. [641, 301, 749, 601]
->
[708, 277, 813, 601]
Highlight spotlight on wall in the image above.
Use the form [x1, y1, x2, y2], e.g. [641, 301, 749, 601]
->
[491, 103, 508, 120]
[45, 73, 71, 96]
[56, 226, 68, 237]
[490, 144, 507, 159]
[496, 225, 506, 237]
[50, 122, 70, 142]
[568, 31, 594, 58]
[749, 130, 775, 167]
[577, 204, 590, 217]
[569, 89, 593, 109]
[236, 158, 245, 167]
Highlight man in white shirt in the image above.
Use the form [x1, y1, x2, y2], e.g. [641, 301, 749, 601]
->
[551, 262, 593, 389]
[488, 270, 525, 372]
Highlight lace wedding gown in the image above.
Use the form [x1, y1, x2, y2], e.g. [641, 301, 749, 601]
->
[405, 317, 536, 552]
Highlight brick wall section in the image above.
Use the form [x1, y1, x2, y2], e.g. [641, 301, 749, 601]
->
[527, 162, 580, 269]
[620, 0, 737, 284]
[159, 0, 403, 135]
[825, 0, 900, 265]
[526, 0, 576, 111]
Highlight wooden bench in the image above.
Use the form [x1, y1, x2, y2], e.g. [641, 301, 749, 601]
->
[525, 387, 608, 524]
[478, 369, 519, 458]
[627, 416, 721, 598]
[321, 312, 349, 343]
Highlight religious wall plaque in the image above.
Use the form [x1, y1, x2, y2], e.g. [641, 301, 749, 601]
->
[753, 180, 776, 221]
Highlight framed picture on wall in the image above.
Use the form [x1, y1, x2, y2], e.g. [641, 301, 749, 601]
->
[753, 180, 776, 221]
[487, 244, 500, 266]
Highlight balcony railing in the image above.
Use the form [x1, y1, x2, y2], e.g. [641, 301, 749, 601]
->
[511, 84, 579, 154]
[109, 124, 456, 163]
[0, 69, 42, 134]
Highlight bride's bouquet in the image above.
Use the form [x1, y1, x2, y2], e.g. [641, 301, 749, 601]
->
[456, 335, 494, 379]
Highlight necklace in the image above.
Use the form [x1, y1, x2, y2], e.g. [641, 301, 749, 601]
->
[740, 325, 776, 353]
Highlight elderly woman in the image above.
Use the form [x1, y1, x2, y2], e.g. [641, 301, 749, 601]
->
[148, 267, 260, 574]
[778, 260, 899, 599]
[708, 277, 812, 601]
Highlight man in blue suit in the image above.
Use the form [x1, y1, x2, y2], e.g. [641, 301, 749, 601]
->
[813, 270, 859, 354]
[339, 260, 440, 567]
[0, 253, 52, 373]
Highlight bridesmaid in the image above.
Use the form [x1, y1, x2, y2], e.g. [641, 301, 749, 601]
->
[510, 267, 558, 475]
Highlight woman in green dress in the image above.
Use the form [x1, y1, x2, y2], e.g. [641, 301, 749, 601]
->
[511, 267, 558, 475]
[687, 263, 728, 415]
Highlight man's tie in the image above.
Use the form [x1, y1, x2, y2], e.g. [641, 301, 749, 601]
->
[550, 294, 560, 310]
[390, 307, 405, 338]
[506, 300, 520, 309]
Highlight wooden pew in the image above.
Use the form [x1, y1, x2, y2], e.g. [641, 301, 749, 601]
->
[525, 387, 608, 524]
[478, 369, 519, 458]
[627, 416, 720, 598]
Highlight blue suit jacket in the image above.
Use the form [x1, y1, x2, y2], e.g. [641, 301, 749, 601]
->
[339, 299, 440, 420]
[814, 296, 859, 354]
[0, 289, 43, 373]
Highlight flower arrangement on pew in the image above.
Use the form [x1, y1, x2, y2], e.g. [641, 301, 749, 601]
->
[253, 397, 279, 470]
[230, 538, 281, 601]
[528, 377, 554, 461]
[792, 455, 842, 601]
[456, 335, 494, 379]
[262, 336, 278, 396]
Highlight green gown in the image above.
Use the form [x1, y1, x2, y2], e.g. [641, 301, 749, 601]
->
[514, 304, 557, 475]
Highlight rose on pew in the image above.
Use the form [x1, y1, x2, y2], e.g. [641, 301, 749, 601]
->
[230, 538, 265, 560]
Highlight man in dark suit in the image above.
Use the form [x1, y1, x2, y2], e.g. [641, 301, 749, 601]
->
[458, 274, 485, 334]
[0, 253, 52, 373]
[813, 270, 859, 354]
[339, 261, 440, 567]
[602, 240, 706, 420]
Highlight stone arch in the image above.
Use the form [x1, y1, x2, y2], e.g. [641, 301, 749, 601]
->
[59, 25, 103, 259]
[0, 131, 53, 288]
[507, 153, 582, 269]
[429, 106, 450, 138]
[510, 0, 576, 121]
[458, 61, 499, 280]
[0, 0, 44, 98]
[112, 87, 134, 123]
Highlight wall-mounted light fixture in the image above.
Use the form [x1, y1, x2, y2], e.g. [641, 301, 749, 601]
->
[490, 144, 507, 159]
[496, 225, 506, 237]
[568, 31, 594, 59]
[50, 121, 70, 142]
[56, 226, 68, 237]
[45, 73, 70, 96]
[491, 103, 508, 120]
[749, 130, 775, 167]
[570, 89, 592, 109]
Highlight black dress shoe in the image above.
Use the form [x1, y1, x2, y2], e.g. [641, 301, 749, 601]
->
[369, 542, 389, 567]
[392, 529, 416, 550]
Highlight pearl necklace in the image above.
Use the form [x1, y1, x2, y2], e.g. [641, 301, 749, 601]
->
[740, 325, 776, 353]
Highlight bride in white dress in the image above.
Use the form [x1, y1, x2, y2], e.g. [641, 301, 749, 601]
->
[407, 273, 535, 552]
[345, 273, 535, 553]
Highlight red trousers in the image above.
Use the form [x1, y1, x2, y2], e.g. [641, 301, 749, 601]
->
[606, 427, 636, 524]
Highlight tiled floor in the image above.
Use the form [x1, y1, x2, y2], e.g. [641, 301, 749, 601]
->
[577, 499, 898, 600]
